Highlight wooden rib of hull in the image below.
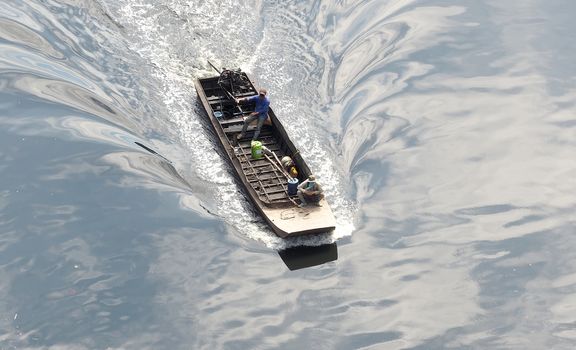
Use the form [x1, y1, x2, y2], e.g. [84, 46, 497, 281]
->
[195, 71, 336, 238]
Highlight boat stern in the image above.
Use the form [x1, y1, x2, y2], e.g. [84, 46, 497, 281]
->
[263, 199, 336, 238]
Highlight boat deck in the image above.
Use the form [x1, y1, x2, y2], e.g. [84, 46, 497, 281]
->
[199, 77, 297, 207]
[234, 138, 297, 206]
[195, 68, 336, 237]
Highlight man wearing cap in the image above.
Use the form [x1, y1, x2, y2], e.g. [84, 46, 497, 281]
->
[297, 175, 324, 207]
[235, 88, 270, 140]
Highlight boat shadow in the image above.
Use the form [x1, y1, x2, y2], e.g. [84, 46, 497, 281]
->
[278, 242, 338, 271]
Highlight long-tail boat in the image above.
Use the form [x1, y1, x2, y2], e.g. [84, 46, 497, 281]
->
[194, 64, 336, 238]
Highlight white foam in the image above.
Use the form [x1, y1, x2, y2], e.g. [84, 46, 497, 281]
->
[111, 0, 355, 248]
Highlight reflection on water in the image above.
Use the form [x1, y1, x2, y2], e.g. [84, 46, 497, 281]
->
[279, 243, 338, 271]
[1, 0, 576, 348]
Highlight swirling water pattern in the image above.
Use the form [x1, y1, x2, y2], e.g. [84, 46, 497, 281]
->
[1, 0, 575, 349]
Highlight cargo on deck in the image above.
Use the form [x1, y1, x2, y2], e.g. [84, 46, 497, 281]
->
[195, 66, 336, 238]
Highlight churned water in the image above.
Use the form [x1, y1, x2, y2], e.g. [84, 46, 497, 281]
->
[1, 0, 575, 349]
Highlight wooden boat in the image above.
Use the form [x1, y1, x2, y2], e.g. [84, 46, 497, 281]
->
[194, 65, 336, 238]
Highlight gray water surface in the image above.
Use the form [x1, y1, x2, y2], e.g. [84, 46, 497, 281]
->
[1, 0, 575, 349]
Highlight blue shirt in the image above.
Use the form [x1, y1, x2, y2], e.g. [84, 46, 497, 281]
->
[247, 95, 270, 118]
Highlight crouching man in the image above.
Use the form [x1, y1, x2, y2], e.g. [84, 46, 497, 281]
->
[297, 175, 324, 207]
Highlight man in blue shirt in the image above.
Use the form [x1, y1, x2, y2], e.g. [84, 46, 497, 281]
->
[235, 88, 270, 140]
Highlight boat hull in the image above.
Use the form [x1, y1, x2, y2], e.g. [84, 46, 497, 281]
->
[195, 70, 336, 238]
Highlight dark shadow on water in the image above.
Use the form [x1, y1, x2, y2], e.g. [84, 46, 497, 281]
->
[278, 242, 338, 271]
[134, 141, 172, 163]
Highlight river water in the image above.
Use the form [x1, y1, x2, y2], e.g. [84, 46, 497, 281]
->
[1, 0, 575, 349]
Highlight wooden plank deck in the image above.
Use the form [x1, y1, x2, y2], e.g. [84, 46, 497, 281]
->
[195, 71, 336, 237]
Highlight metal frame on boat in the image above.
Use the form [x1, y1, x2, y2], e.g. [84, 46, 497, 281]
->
[194, 65, 336, 238]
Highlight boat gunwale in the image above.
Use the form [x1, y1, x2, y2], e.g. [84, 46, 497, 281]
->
[194, 71, 336, 237]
